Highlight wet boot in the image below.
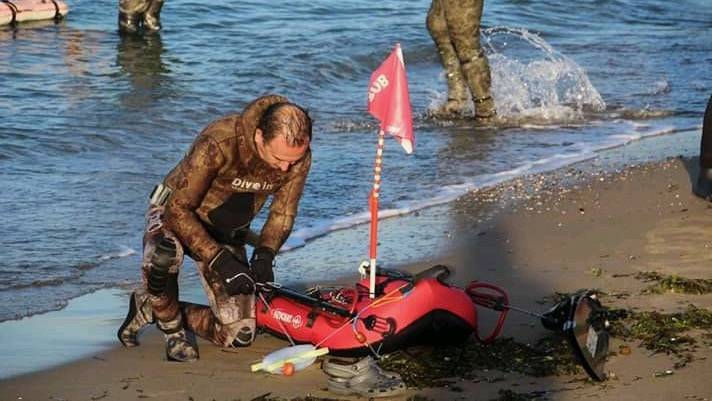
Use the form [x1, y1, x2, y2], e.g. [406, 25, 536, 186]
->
[117, 289, 154, 347]
[158, 316, 199, 362]
[118, 11, 141, 34]
[694, 95, 712, 200]
[461, 52, 496, 122]
[118, 0, 149, 33]
[441, 67, 469, 116]
[142, 0, 164, 32]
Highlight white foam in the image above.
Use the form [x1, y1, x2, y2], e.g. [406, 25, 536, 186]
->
[284, 122, 699, 253]
[97, 246, 136, 261]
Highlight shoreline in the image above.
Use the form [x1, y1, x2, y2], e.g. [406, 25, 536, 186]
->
[0, 122, 700, 323]
[1, 155, 710, 399]
[1, 136, 711, 399]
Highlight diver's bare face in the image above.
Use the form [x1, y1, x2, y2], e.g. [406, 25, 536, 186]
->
[255, 129, 309, 172]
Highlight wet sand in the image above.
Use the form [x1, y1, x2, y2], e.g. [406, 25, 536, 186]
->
[1, 157, 711, 401]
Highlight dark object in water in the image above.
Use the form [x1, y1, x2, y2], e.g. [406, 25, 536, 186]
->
[694, 94, 712, 200]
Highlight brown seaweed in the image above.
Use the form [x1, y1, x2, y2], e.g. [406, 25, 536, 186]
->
[608, 304, 712, 368]
[490, 389, 549, 401]
[377, 336, 582, 388]
[635, 271, 712, 295]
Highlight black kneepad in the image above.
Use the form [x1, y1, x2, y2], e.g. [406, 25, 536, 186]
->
[148, 237, 177, 296]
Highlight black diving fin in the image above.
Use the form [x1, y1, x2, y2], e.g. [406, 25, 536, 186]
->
[541, 291, 610, 381]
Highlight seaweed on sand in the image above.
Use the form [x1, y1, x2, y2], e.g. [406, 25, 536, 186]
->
[254, 396, 346, 401]
[608, 304, 712, 368]
[377, 336, 581, 388]
[635, 271, 712, 295]
[490, 389, 549, 401]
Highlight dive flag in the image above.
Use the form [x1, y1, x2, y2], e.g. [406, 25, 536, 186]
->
[367, 43, 414, 154]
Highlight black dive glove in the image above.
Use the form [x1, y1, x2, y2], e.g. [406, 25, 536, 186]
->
[250, 247, 275, 284]
[209, 248, 255, 295]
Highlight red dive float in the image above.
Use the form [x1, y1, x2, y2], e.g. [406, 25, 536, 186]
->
[255, 265, 612, 381]
[1, 0, 68, 26]
[256, 45, 610, 381]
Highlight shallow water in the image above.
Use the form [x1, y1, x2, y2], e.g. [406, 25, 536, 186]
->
[0, 0, 710, 321]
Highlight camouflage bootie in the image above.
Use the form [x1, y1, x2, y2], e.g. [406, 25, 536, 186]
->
[163, 329, 199, 362]
[117, 290, 154, 347]
[440, 68, 469, 117]
[158, 317, 198, 362]
[474, 96, 497, 122]
[142, 0, 164, 31]
[118, 12, 141, 34]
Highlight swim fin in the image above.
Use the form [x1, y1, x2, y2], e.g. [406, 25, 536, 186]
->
[542, 291, 610, 381]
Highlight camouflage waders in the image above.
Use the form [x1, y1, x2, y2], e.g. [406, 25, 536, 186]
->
[118, 206, 256, 361]
[118, 0, 164, 33]
[426, 0, 496, 120]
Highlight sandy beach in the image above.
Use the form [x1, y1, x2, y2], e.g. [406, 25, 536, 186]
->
[1, 0, 710, 399]
[0, 155, 710, 401]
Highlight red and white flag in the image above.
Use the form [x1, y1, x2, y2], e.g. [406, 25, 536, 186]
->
[367, 43, 414, 154]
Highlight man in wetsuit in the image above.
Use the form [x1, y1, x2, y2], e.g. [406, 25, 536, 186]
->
[426, 0, 496, 121]
[117, 95, 312, 361]
[118, 0, 164, 34]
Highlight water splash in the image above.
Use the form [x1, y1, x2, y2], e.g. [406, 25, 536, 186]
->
[485, 27, 605, 122]
[429, 27, 605, 124]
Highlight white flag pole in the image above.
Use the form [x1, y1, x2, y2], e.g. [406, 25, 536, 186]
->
[368, 129, 385, 298]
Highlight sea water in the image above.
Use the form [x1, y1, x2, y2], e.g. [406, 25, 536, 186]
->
[0, 0, 710, 323]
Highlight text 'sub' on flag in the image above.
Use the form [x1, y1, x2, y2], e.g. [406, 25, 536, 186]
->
[367, 43, 414, 154]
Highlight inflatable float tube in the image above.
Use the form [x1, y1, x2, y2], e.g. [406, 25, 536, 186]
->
[256, 265, 611, 381]
[0, 0, 68, 26]
[256, 266, 483, 357]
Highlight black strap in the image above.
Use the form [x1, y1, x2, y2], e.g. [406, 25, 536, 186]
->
[2, 0, 17, 25]
[50, 0, 62, 20]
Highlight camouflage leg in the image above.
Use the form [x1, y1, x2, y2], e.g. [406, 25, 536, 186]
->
[462, 55, 496, 120]
[443, 0, 496, 120]
[153, 272, 198, 362]
[180, 249, 256, 348]
[180, 297, 256, 348]
[118, 0, 150, 33]
[142, 0, 164, 31]
[136, 206, 197, 361]
[117, 206, 169, 347]
[427, 0, 468, 116]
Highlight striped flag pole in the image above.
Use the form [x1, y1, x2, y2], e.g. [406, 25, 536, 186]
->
[368, 130, 386, 298]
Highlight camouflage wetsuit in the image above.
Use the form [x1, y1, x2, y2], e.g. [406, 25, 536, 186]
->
[119, 0, 164, 33]
[124, 95, 311, 354]
[426, 0, 496, 119]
